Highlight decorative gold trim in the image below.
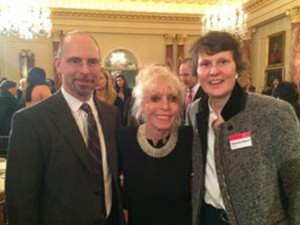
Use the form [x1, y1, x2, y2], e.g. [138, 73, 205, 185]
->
[119, 0, 219, 4]
[243, 0, 270, 13]
[286, 6, 300, 24]
[266, 31, 285, 68]
[164, 34, 175, 45]
[51, 8, 202, 24]
[137, 124, 178, 158]
[176, 34, 188, 45]
[51, 30, 63, 42]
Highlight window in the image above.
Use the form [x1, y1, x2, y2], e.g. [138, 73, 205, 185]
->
[104, 49, 139, 88]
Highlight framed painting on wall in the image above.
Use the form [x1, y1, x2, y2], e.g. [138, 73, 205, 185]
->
[265, 67, 284, 87]
[267, 31, 285, 67]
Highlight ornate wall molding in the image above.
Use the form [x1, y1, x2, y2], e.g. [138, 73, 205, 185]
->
[51, 30, 63, 42]
[51, 8, 201, 24]
[245, 0, 298, 29]
[244, 0, 271, 13]
[164, 34, 175, 45]
[119, 0, 218, 4]
[176, 34, 187, 45]
[286, 6, 300, 24]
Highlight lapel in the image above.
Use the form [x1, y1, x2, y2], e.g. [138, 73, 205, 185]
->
[47, 91, 94, 175]
[193, 85, 206, 102]
[196, 95, 209, 163]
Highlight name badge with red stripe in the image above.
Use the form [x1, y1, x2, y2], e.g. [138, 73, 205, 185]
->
[229, 132, 252, 150]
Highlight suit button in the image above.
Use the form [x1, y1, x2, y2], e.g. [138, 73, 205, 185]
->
[94, 189, 100, 195]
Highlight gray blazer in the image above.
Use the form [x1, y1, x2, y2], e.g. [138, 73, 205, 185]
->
[5, 91, 124, 225]
[188, 93, 300, 225]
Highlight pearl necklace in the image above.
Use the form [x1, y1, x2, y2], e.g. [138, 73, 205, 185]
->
[137, 124, 178, 158]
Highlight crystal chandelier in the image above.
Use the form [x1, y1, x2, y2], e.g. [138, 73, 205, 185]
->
[202, 0, 248, 39]
[0, 0, 52, 39]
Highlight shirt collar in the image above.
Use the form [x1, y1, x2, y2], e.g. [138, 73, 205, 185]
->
[61, 86, 94, 113]
[188, 83, 200, 93]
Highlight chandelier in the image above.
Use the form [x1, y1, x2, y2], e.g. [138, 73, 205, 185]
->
[202, 0, 248, 39]
[0, 0, 52, 39]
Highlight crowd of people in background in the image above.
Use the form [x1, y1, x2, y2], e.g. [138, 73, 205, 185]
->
[1, 30, 300, 225]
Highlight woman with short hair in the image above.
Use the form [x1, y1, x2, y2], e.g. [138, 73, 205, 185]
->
[118, 64, 192, 225]
[188, 31, 300, 225]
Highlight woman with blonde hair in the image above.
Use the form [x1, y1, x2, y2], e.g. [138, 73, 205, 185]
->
[95, 68, 123, 115]
[118, 64, 192, 225]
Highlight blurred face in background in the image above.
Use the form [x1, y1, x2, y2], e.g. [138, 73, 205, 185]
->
[96, 73, 107, 91]
[179, 62, 198, 89]
[8, 86, 18, 96]
[116, 76, 125, 88]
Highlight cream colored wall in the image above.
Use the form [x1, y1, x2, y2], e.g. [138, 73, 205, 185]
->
[250, 16, 292, 92]
[97, 32, 200, 73]
[185, 35, 200, 58]
[0, 36, 54, 82]
[96, 33, 165, 67]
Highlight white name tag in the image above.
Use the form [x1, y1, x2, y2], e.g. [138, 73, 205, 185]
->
[229, 132, 252, 150]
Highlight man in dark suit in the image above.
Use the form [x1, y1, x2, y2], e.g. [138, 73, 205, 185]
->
[6, 31, 124, 225]
[179, 58, 205, 124]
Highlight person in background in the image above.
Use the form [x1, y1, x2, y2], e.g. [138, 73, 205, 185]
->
[46, 78, 58, 94]
[95, 68, 123, 116]
[25, 67, 52, 106]
[239, 74, 256, 93]
[261, 80, 272, 96]
[6, 31, 124, 225]
[118, 64, 192, 225]
[16, 77, 26, 105]
[271, 77, 281, 96]
[115, 75, 132, 126]
[188, 31, 300, 225]
[0, 80, 19, 135]
[179, 58, 205, 123]
[273, 80, 300, 119]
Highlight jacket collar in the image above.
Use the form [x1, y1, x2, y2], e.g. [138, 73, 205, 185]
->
[221, 81, 248, 121]
[198, 81, 247, 121]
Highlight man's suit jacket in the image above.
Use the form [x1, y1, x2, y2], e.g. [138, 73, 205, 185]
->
[6, 91, 124, 225]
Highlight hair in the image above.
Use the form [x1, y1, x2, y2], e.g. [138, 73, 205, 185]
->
[132, 64, 185, 125]
[96, 68, 117, 105]
[0, 80, 16, 95]
[114, 74, 129, 93]
[25, 67, 47, 102]
[189, 31, 247, 77]
[179, 57, 195, 76]
[180, 58, 193, 68]
[56, 30, 100, 58]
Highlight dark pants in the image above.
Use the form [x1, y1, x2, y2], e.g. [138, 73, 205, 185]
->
[200, 202, 230, 225]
